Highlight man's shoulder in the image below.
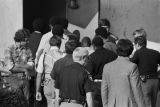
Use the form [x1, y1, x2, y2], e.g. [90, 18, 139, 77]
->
[30, 32, 42, 38]
[41, 31, 52, 39]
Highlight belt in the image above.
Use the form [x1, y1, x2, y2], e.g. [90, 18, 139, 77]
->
[94, 79, 102, 82]
[61, 98, 85, 105]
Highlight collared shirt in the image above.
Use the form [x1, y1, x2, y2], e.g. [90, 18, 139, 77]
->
[36, 46, 63, 75]
[36, 31, 53, 56]
[50, 54, 74, 80]
[55, 62, 93, 101]
[4, 44, 34, 71]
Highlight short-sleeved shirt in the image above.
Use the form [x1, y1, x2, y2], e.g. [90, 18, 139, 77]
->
[36, 46, 63, 76]
[50, 54, 74, 80]
[4, 44, 34, 71]
[55, 62, 93, 101]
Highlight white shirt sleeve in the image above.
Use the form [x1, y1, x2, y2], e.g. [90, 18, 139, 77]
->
[36, 53, 45, 73]
[36, 35, 46, 58]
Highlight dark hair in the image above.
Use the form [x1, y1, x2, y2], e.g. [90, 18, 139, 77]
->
[14, 28, 30, 42]
[134, 36, 147, 47]
[68, 34, 79, 41]
[92, 36, 104, 47]
[99, 19, 110, 28]
[52, 25, 64, 38]
[133, 28, 147, 37]
[32, 18, 44, 32]
[117, 39, 133, 57]
[65, 40, 78, 54]
[95, 27, 109, 39]
[81, 36, 91, 47]
[49, 16, 60, 27]
[49, 36, 61, 48]
[59, 17, 68, 29]
[73, 30, 80, 41]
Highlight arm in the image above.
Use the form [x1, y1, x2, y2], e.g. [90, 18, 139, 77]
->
[36, 72, 43, 92]
[83, 71, 93, 107]
[35, 53, 45, 101]
[35, 49, 44, 67]
[55, 88, 60, 107]
[36, 72, 43, 101]
[85, 55, 93, 75]
[50, 62, 58, 80]
[101, 66, 108, 106]
[86, 92, 93, 107]
[130, 64, 145, 107]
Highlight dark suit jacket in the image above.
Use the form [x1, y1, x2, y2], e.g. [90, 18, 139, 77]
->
[130, 47, 160, 75]
[28, 31, 42, 59]
[86, 47, 117, 79]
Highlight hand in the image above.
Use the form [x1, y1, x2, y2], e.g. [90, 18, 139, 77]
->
[25, 70, 31, 80]
[36, 92, 42, 101]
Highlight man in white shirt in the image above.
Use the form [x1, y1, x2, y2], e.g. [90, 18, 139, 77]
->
[35, 16, 60, 65]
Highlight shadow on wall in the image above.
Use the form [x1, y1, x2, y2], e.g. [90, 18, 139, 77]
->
[68, 13, 98, 40]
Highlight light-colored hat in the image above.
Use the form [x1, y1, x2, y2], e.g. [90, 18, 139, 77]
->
[73, 47, 89, 61]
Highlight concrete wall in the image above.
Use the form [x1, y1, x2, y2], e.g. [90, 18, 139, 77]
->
[0, 0, 22, 58]
[68, 13, 98, 40]
[101, 0, 160, 43]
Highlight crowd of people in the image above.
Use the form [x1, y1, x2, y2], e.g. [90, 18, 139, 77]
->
[0, 16, 160, 107]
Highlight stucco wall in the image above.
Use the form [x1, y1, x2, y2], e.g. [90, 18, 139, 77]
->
[0, 0, 22, 58]
[101, 0, 160, 43]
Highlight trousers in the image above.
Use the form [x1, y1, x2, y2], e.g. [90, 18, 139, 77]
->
[92, 81, 103, 107]
[141, 79, 159, 107]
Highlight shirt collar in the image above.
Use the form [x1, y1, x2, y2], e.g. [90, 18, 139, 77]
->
[118, 56, 129, 60]
[34, 31, 41, 34]
[50, 46, 59, 50]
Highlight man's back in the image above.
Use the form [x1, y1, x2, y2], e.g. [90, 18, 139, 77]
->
[130, 47, 160, 75]
[50, 54, 73, 80]
[86, 47, 117, 79]
[102, 56, 145, 107]
[55, 62, 92, 101]
[28, 31, 42, 59]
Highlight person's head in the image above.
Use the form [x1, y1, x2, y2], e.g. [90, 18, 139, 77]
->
[49, 16, 60, 28]
[65, 40, 78, 54]
[81, 36, 91, 47]
[52, 25, 64, 39]
[49, 36, 61, 48]
[117, 39, 133, 57]
[32, 18, 44, 32]
[95, 27, 109, 39]
[59, 17, 69, 29]
[133, 28, 147, 38]
[72, 47, 89, 65]
[67, 34, 79, 41]
[14, 28, 30, 47]
[99, 18, 110, 32]
[134, 36, 147, 50]
[73, 30, 80, 41]
[92, 36, 104, 50]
